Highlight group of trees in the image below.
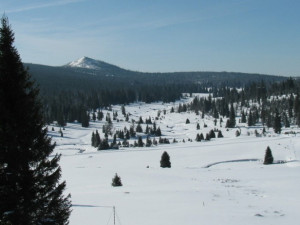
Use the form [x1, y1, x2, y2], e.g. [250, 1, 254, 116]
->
[183, 78, 300, 133]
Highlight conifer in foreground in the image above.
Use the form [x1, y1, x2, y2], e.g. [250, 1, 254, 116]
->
[160, 151, 171, 168]
[263, 146, 274, 165]
[112, 173, 123, 187]
[0, 16, 71, 224]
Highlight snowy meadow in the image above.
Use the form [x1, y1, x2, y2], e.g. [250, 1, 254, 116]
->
[49, 95, 300, 225]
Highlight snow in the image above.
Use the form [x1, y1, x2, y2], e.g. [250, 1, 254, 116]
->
[49, 96, 300, 225]
[65, 57, 102, 70]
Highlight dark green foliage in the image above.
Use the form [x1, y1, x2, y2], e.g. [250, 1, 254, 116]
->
[91, 132, 95, 147]
[137, 136, 144, 147]
[97, 110, 104, 121]
[208, 129, 216, 139]
[145, 125, 149, 134]
[138, 116, 144, 124]
[81, 110, 90, 127]
[247, 111, 254, 126]
[273, 110, 282, 134]
[283, 112, 290, 128]
[0, 16, 71, 224]
[159, 137, 170, 144]
[92, 112, 96, 121]
[136, 123, 143, 133]
[263, 146, 274, 165]
[226, 104, 236, 128]
[121, 105, 126, 116]
[98, 138, 109, 150]
[205, 133, 210, 141]
[122, 139, 129, 147]
[111, 173, 122, 187]
[155, 127, 162, 136]
[145, 137, 152, 147]
[185, 118, 190, 124]
[160, 151, 171, 168]
[95, 130, 101, 147]
[129, 125, 136, 137]
[145, 116, 152, 124]
[196, 123, 200, 130]
[125, 131, 130, 140]
[196, 133, 201, 142]
[217, 130, 224, 138]
[153, 138, 158, 145]
[199, 133, 204, 141]
[241, 110, 246, 123]
[112, 134, 117, 145]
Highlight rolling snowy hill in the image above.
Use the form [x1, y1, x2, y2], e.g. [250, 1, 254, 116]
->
[48, 95, 300, 225]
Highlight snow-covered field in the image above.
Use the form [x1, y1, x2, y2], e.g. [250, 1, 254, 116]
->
[49, 96, 300, 225]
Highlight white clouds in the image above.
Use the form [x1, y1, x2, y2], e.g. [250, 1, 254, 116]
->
[6, 0, 86, 14]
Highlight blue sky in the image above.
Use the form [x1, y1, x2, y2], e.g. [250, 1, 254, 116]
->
[2, 0, 300, 76]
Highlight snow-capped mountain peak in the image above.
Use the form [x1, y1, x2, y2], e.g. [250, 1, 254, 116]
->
[65, 57, 102, 70]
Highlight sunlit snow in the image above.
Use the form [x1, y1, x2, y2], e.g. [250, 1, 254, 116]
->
[49, 95, 300, 225]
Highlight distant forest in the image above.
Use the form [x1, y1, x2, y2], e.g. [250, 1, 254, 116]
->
[25, 62, 290, 126]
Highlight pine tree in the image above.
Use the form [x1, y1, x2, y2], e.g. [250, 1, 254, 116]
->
[0, 16, 71, 224]
[145, 124, 149, 134]
[160, 151, 171, 168]
[81, 110, 89, 127]
[111, 173, 122, 187]
[92, 112, 96, 121]
[199, 133, 204, 141]
[91, 132, 96, 147]
[129, 125, 136, 137]
[208, 129, 216, 139]
[98, 138, 109, 150]
[155, 127, 162, 136]
[95, 130, 101, 147]
[248, 111, 254, 126]
[97, 110, 103, 121]
[205, 133, 210, 141]
[273, 110, 282, 134]
[226, 103, 236, 128]
[121, 105, 126, 116]
[136, 123, 143, 133]
[241, 110, 246, 123]
[263, 146, 274, 165]
[137, 136, 144, 147]
[217, 130, 224, 138]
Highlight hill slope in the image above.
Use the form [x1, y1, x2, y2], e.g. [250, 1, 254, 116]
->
[25, 57, 287, 95]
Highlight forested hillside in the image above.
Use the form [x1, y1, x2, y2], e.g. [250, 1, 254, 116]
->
[24, 61, 288, 125]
